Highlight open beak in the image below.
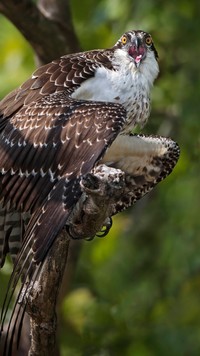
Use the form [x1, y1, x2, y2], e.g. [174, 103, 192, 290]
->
[128, 38, 147, 67]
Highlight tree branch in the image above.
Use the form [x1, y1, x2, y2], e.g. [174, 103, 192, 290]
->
[27, 231, 70, 356]
[0, 0, 80, 65]
[68, 165, 125, 239]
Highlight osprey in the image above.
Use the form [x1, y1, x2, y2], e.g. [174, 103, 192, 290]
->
[0, 30, 179, 352]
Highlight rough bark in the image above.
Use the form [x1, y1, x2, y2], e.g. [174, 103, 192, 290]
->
[27, 231, 70, 356]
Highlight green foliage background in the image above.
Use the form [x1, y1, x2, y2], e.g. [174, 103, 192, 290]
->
[0, 0, 200, 355]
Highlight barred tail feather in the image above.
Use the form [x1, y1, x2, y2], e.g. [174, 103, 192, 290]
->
[0, 203, 30, 267]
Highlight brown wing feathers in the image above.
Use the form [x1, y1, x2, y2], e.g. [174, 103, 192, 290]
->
[0, 46, 126, 353]
[0, 101, 126, 353]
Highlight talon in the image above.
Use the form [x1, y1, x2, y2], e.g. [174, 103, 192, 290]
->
[65, 225, 95, 241]
[96, 217, 113, 238]
[85, 236, 95, 241]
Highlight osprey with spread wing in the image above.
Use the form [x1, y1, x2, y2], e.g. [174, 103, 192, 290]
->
[0, 30, 179, 354]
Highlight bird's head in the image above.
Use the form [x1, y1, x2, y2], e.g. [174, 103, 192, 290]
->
[114, 30, 158, 68]
[112, 30, 159, 87]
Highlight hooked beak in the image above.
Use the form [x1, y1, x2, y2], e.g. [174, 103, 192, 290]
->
[128, 38, 147, 67]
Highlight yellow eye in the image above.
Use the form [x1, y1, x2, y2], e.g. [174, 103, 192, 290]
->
[121, 35, 127, 45]
[145, 36, 152, 45]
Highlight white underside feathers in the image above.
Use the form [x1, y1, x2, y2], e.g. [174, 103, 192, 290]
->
[102, 134, 177, 178]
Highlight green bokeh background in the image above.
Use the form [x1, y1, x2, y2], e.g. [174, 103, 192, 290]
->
[0, 0, 200, 355]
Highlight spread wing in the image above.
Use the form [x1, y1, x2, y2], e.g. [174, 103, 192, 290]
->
[0, 90, 126, 353]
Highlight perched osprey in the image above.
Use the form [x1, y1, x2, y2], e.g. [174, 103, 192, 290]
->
[0, 30, 179, 353]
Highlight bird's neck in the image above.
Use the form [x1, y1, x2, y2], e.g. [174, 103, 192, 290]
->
[112, 48, 159, 94]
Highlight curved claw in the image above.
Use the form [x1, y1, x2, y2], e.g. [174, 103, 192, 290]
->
[85, 235, 95, 241]
[65, 217, 113, 241]
[96, 217, 113, 238]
